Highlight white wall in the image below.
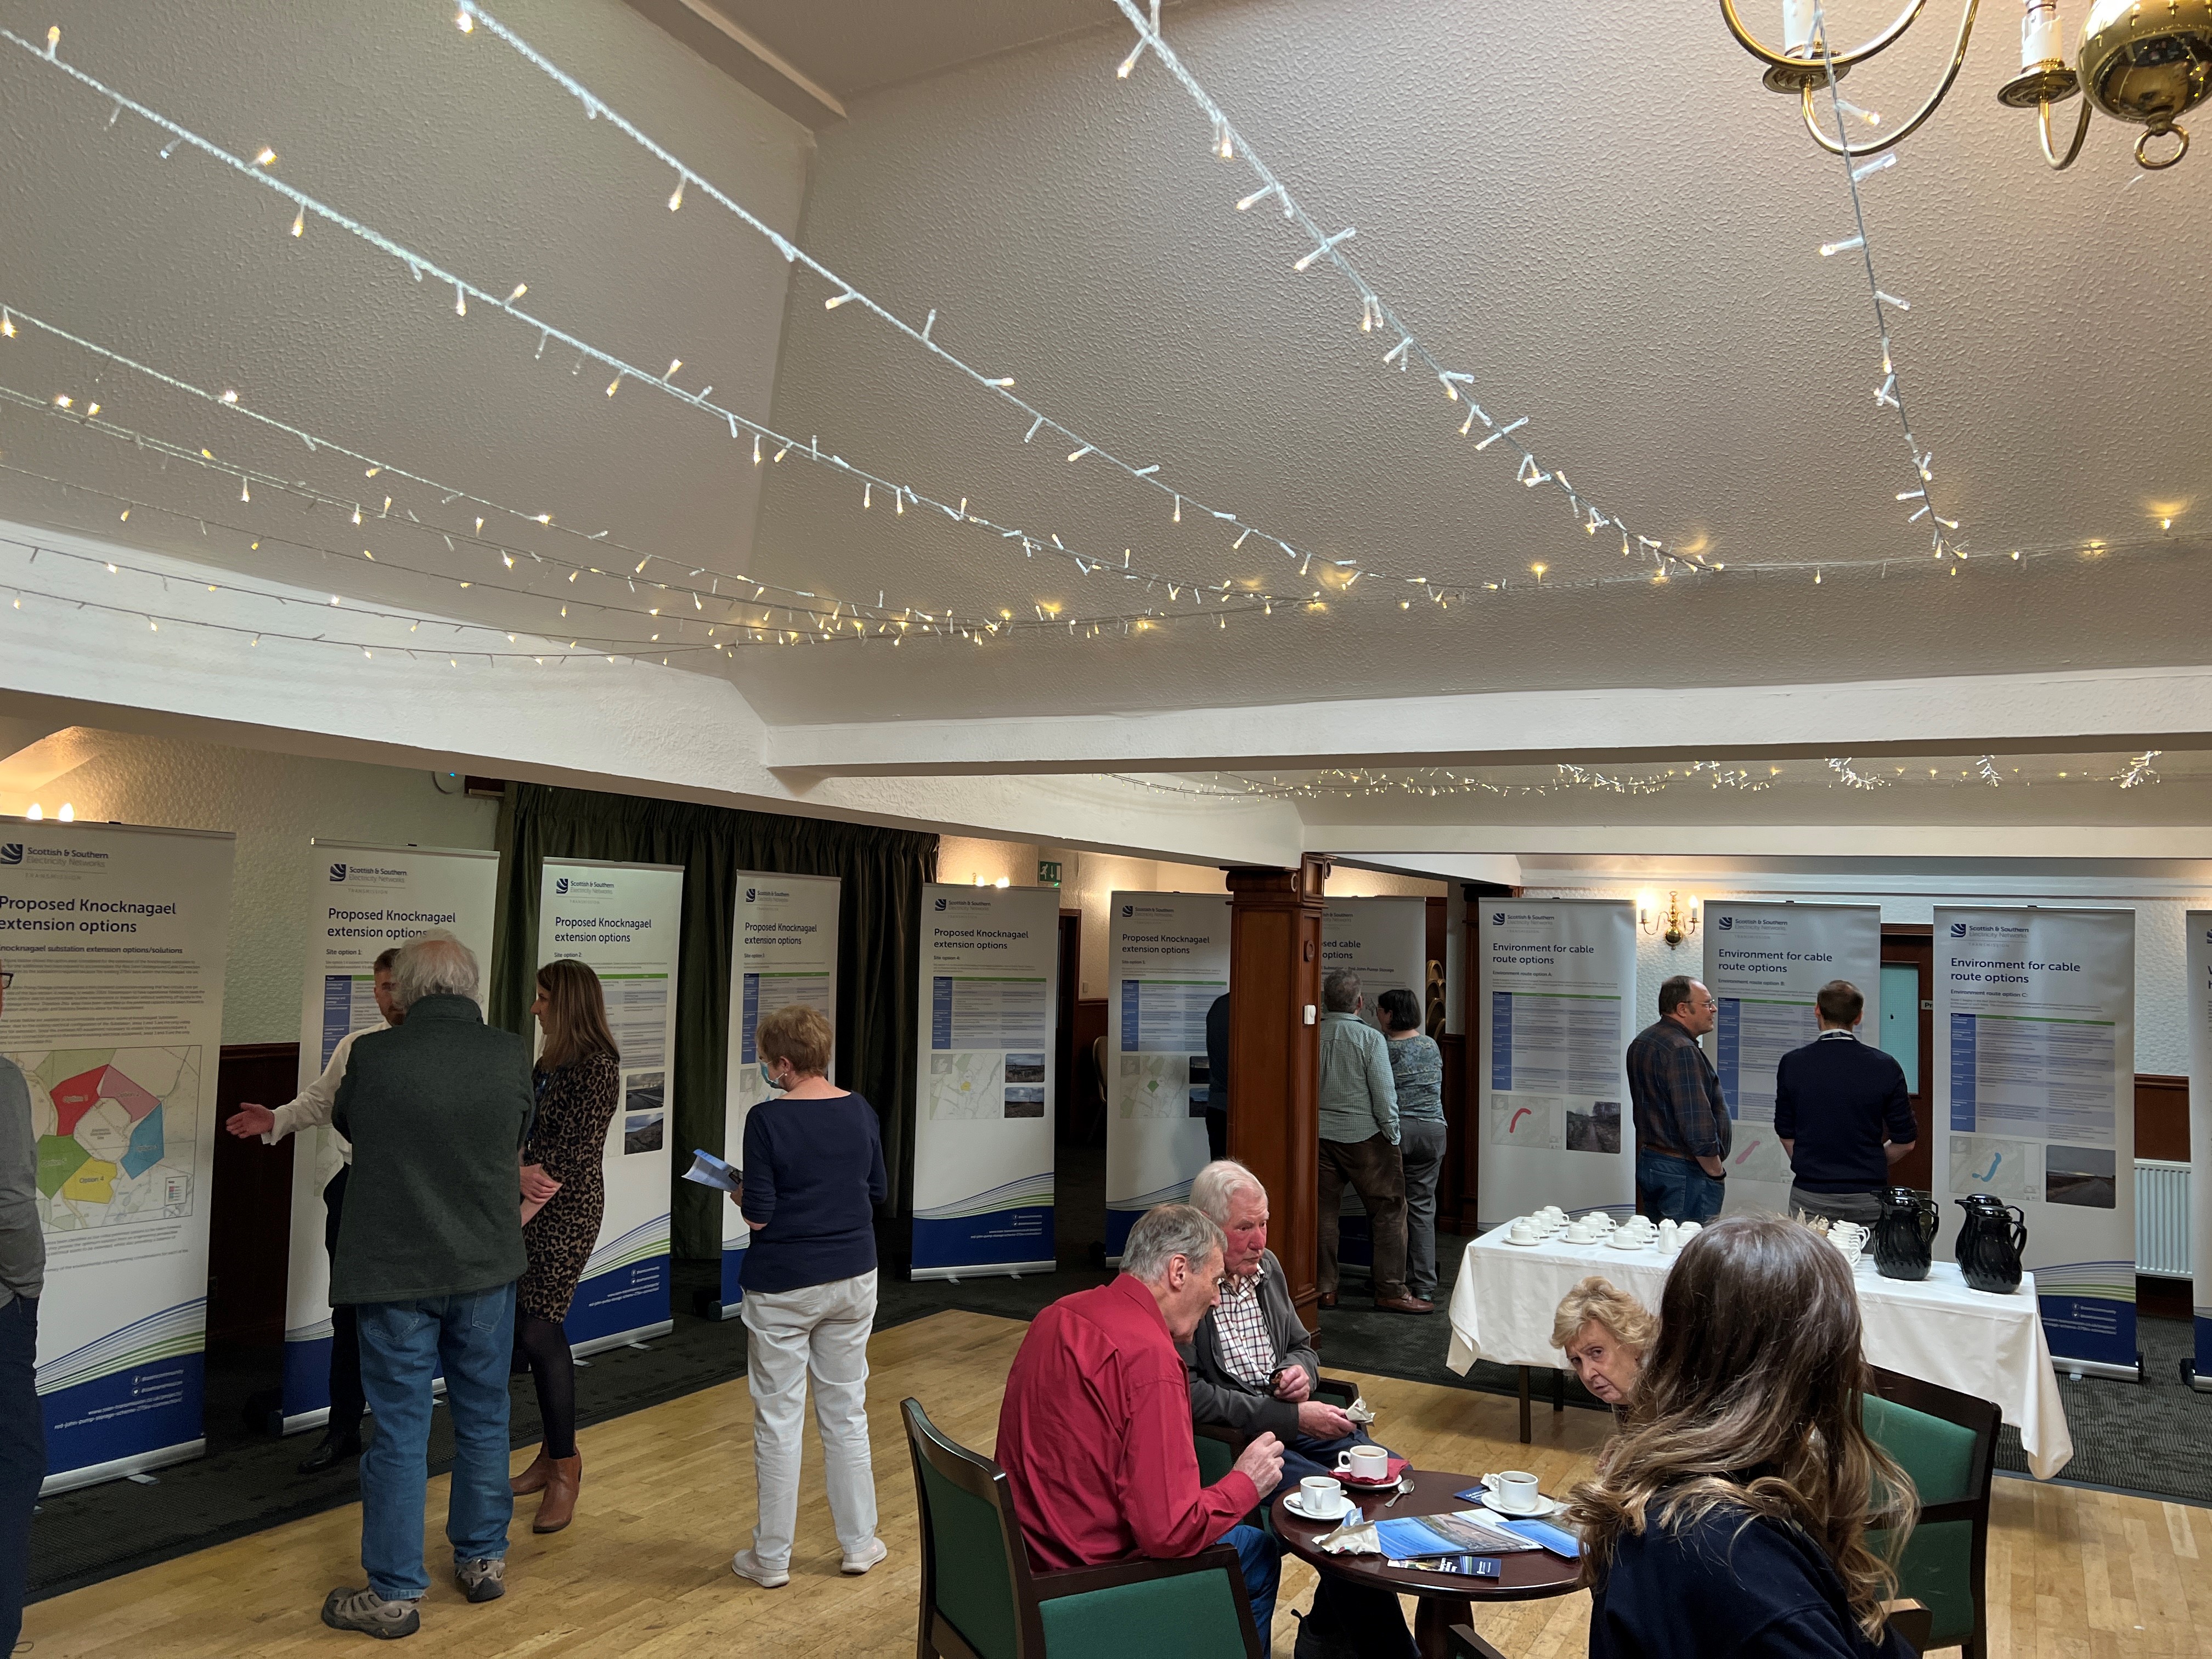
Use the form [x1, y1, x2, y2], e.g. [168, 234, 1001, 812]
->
[4, 729, 497, 1043]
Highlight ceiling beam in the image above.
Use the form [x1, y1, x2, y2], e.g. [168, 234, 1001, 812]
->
[623, 0, 846, 127]
[762, 665, 2212, 777]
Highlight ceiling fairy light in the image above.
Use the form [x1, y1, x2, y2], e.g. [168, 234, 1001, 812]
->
[1102, 0, 1699, 581]
[0, 32, 1282, 623]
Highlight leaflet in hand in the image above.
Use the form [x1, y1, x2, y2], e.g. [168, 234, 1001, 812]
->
[682, 1148, 741, 1193]
[1371, 1510, 1541, 1558]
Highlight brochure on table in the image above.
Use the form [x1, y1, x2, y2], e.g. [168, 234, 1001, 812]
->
[1105, 891, 1231, 1259]
[282, 841, 498, 1431]
[1478, 899, 1637, 1224]
[0, 819, 234, 1493]
[721, 871, 839, 1313]
[1934, 907, 2136, 1374]
[911, 884, 1059, 1279]
[1701, 902, 1882, 1219]
[2187, 913, 2212, 1389]
[536, 859, 681, 1352]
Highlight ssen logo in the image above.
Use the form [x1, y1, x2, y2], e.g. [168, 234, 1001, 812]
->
[328, 863, 348, 883]
[555, 878, 571, 896]
[1492, 912, 1505, 926]
[745, 888, 757, 904]
[1121, 904, 1135, 917]
[1950, 922, 1969, 938]
[934, 896, 948, 911]
[1716, 915, 1733, 930]
[0, 844, 20, 866]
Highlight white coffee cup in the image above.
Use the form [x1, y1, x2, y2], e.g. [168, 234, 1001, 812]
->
[1566, 1222, 1597, 1243]
[1337, 1445, 1390, 1483]
[1678, 1221, 1702, 1238]
[1509, 1218, 1537, 1243]
[1298, 1475, 1348, 1518]
[1482, 1470, 1542, 1514]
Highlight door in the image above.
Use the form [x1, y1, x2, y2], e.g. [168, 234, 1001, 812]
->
[1878, 928, 1934, 1191]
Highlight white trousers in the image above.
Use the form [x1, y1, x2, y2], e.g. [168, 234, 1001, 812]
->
[740, 1269, 879, 1566]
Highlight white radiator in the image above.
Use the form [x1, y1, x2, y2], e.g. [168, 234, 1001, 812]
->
[2135, 1159, 2192, 1278]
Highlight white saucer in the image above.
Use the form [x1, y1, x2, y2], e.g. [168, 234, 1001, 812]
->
[1284, 1493, 1356, 1522]
[1478, 1493, 1565, 1520]
[1500, 1233, 1550, 1247]
[1605, 1233, 1649, 1250]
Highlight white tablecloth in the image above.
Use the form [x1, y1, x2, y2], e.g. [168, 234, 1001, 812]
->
[1446, 1224, 2074, 1480]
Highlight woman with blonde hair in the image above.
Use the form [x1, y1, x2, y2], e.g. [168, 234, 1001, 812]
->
[727, 1002, 888, 1590]
[1567, 1215, 1917, 1658]
[1549, 1276, 1656, 1413]
[507, 958, 621, 1534]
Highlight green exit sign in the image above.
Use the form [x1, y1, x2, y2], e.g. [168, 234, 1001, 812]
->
[1037, 860, 1062, 887]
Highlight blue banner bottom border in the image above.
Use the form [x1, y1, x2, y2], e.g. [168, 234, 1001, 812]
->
[912, 1204, 1054, 1279]
[40, 1351, 207, 1495]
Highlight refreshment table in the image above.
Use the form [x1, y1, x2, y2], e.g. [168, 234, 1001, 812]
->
[1445, 1222, 2074, 1479]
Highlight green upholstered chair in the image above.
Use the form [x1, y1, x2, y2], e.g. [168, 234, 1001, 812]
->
[902, 1397, 1263, 1659]
[1863, 1366, 1999, 1658]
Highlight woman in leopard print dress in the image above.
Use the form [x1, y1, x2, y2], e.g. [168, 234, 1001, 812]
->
[509, 959, 620, 1533]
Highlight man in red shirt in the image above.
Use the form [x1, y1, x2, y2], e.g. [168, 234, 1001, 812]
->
[996, 1203, 1286, 1641]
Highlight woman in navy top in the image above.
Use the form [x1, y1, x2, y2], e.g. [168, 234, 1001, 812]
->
[728, 1003, 888, 1591]
[1567, 1215, 1919, 1659]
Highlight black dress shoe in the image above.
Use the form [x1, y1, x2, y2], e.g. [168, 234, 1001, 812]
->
[297, 1430, 363, 1475]
[1316, 1291, 1338, 1310]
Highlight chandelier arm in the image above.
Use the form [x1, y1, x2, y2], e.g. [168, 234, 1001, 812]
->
[1795, 0, 1982, 156]
[1718, 0, 1934, 71]
[2039, 95, 2092, 167]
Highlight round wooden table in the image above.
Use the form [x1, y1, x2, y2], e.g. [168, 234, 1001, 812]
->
[1271, 1469, 1582, 1659]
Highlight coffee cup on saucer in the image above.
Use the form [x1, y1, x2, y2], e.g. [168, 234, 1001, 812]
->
[1509, 1217, 1538, 1244]
[1678, 1221, 1702, 1239]
[1297, 1475, 1350, 1519]
[1337, 1445, 1390, 1483]
[1566, 1222, 1598, 1243]
[1481, 1470, 1543, 1515]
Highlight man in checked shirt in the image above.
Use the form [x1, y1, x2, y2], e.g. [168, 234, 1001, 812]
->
[1626, 975, 1731, 1223]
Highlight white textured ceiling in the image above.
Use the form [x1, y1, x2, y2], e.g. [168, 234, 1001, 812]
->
[2, 0, 2209, 853]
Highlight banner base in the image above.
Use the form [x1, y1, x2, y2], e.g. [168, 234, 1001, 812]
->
[909, 1259, 1054, 1283]
[2050, 1353, 2141, 1383]
[40, 1437, 205, 1498]
[573, 1320, 673, 1361]
[281, 1406, 331, 1437]
[2181, 1360, 2212, 1392]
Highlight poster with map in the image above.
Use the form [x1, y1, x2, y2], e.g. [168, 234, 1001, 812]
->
[911, 884, 1059, 1278]
[0, 819, 233, 1493]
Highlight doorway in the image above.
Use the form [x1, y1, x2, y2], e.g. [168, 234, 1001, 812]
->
[1878, 926, 1934, 1191]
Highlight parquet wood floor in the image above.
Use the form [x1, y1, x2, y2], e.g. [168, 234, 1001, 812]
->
[23, 1310, 2209, 1656]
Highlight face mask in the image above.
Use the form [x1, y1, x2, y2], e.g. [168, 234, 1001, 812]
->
[759, 1060, 784, 1093]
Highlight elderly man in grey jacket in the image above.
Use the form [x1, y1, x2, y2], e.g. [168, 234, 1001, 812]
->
[1181, 1160, 1385, 1482]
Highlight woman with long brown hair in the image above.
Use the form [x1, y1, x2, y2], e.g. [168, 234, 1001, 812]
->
[1566, 1215, 1917, 1658]
[508, 958, 621, 1534]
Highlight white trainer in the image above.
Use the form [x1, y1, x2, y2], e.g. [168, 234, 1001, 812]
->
[840, 1538, 889, 1576]
[730, 1548, 789, 1589]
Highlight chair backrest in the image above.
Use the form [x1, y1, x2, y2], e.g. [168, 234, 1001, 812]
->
[904, 1397, 1041, 1659]
[1861, 1367, 1998, 1651]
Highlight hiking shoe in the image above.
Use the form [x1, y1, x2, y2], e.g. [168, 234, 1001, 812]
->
[840, 1538, 889, 1576]
[730, 1548, 789, 1588]
[321, 1586, 421, 1639]
[454, 1557, 506, 1603]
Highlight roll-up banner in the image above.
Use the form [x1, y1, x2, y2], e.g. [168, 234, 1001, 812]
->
[1934, 907, 2136, 1376]
[911, 884, 1059, 1279]
[281, 842, 499, 1431]
[0, 820, 233, 1494]
[1478, 899, 1636, 1224]
[1105, 891, 1231, 1259]
[2185, 913, 2212, 1389]
[537, 859, 681, 1352]
[1702, 902, 1882, 1218]
[721, 871, 839, 1314]
[1322, 898, 1430, 1026]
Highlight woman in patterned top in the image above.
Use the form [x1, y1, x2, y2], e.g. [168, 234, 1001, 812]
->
[509, 958, 621, 1534]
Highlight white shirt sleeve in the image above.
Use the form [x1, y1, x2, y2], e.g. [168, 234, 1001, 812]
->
[263, 1028, 359, 1143]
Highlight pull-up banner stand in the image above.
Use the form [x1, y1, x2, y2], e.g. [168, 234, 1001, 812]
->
[537, 859, 682, 1353]
[2186, 913, 2212, 1390]
[1105, 892, 1231, 1260]
[1477, 899, 1636, 1226]
[282, 842, 499, 1432]
[910, 884, 1059, 1279]
[1321, 898, 1430, 1023]
[719, 871, 839, 1316]
[1934, 907, 2137, 1379]
[1702, 902, 1882, 1218]
[1, 820, 234, 1494]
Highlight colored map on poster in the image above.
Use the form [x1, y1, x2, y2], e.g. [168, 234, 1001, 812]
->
[16, 1047, 200, 1230]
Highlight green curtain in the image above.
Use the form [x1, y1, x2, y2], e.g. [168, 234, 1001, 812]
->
[490, 781, 937, 1262]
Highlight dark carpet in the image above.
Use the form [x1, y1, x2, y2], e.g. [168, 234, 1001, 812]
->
[29, 1144, 2208, 1601]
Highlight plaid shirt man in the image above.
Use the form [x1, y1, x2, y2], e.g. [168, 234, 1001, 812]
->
[1626, 1016, 1731, 1161]
[1210, 1262, 1278, 1389]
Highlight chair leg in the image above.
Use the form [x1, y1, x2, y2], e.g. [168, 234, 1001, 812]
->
[1552, 1369, 1565, 1414]
[1517, 1366, 1531, 1443]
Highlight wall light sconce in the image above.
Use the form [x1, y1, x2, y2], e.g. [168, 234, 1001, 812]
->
[1639, 889, 1701, 947]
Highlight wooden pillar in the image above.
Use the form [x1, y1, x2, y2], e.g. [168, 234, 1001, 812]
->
[1226, 856, 1330, 1329]
[1458, 884, 1485, 1232]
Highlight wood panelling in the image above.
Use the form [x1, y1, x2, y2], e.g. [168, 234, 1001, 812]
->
[2137, 1073, 2189, 1163]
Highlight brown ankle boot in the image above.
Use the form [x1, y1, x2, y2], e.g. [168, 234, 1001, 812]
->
[510, 1448, 555, 1496]
[532, 1452, 582, 1533]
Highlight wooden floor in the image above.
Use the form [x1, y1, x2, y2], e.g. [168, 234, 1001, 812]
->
[24, 1309, 2211, 1656]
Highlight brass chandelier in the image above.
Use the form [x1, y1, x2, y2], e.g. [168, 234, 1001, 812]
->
[1720, 0, 2212, 169]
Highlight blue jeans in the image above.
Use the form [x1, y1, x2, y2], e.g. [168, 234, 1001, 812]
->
[0, 1298, 41, 1656]
[1636, 1150, 1724, 1223]
[1279, 1425, 1382, 1485]
[355, 1283, 517, 1601]
[1223, 1522, 1279, 1643]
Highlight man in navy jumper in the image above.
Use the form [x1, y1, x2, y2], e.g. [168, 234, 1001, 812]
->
[1774, 979, 1917, 1226]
